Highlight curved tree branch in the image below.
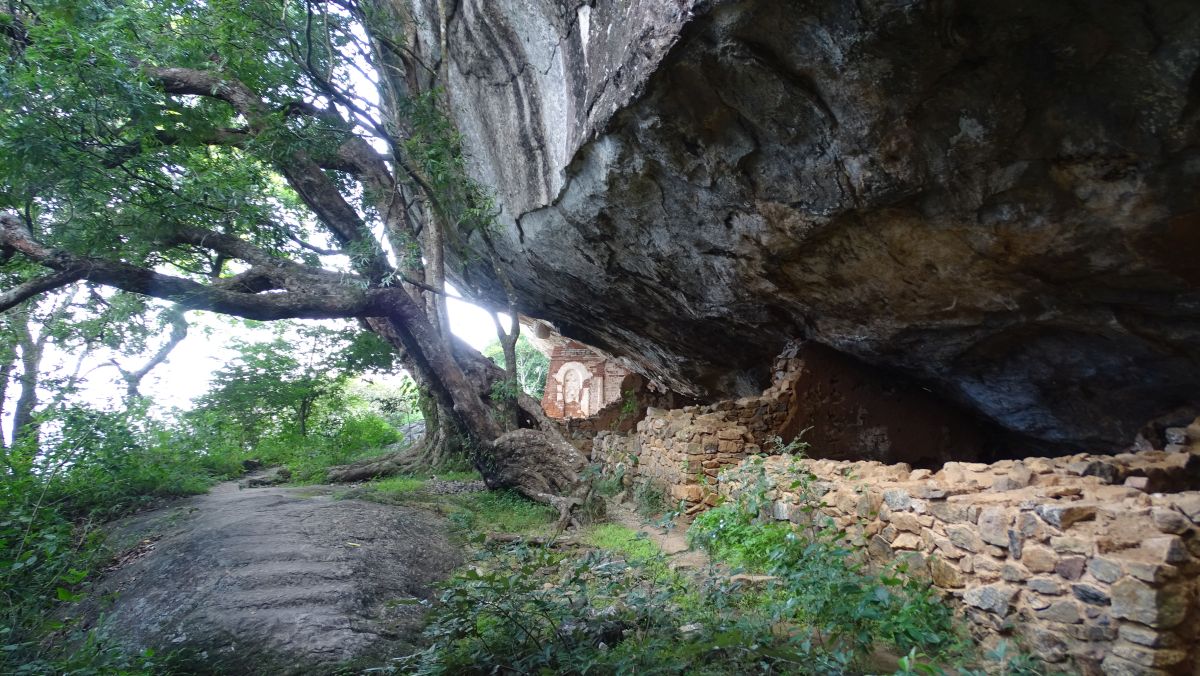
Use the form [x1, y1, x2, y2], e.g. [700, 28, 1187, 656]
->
[0, 213, 379, 319]
[144, 66, 392, 281]
[113, 307, 189, 400]
[0, 269, 83, 311]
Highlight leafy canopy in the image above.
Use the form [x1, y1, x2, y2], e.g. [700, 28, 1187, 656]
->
[0, 0, 380, 293]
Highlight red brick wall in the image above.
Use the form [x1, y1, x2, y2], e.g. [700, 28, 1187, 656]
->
[541, 341, 629, 419]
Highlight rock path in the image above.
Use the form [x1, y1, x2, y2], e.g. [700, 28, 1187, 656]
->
[77, 474, 461, 674]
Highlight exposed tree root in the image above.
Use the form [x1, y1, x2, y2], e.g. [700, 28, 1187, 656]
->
[328, 351, 600, 527]
[490, 428, 601, 530]
[325, 443, 427, 483]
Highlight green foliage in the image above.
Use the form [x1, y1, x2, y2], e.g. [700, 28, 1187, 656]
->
[983, 641, 1059, 676]
[392, 538, 880, 675]
[688, 455, 963, 666]
[183, 322, 403, 481]
[453, 491, 557, 535]
[346, 376, 424, 428]
[582, 524, 660, 561]
[41, 406, 218, 521]
[399, 89, 499, 239]
[0, 0, 359, 266]
[351, 479, 554, 539]
[487, 377, 520, 405]
[193, 324, 371, 441]
[482, 336, 549, 399]
[370, 475, 429, 497]
[253, 412, 401, 483]
[580, 524, 670, 580]
[0, 476, 92, 669]
[619, 388, 639, 420]
[0, 400, 228, 673]
[688, 507, 795, 570]
[631, 479, 669, 519]
[590, 464, 625, 498]
[10, 631, 165, 676]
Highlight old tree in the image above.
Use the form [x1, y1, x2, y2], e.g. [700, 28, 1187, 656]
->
[0, 1, 589, 515]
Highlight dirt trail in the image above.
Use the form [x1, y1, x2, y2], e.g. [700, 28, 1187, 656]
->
[77, 475, 461, 674]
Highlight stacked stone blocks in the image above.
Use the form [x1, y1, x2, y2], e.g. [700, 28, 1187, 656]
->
[720, 451, 1200, 675]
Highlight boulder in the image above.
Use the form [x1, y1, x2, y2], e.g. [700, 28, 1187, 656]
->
[412, 0, 1200, 451]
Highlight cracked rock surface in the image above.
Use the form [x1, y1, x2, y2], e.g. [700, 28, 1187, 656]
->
[406, 0, 1200, 450]
[76, 478, 460, 674]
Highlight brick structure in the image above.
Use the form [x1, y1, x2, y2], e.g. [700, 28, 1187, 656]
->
[541, 340, 630, 419]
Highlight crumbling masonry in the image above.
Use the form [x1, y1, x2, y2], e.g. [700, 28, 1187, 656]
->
[592, 345, 1200, 674]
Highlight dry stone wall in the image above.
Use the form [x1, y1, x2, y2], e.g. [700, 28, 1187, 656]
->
[594, 395, 789, 506]
[590, 341, 993, 504]
[588, 343, 1200, 671]
[592, 346, 803, 506]
[719, 447, 1200, 675]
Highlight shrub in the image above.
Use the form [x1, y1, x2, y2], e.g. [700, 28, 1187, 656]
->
[631, 479, 669, 519]
[391, 543, 854, 675]
[688, 454, 961, 663]
[688, 504, 795, 570]
[591, 464, 625, 498]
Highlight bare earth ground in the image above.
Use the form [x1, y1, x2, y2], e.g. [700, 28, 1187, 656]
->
[72, 474, 461, 675]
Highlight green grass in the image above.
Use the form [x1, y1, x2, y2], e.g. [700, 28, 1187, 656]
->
[449, 490, 556, 535]
[370, 475, 428, 496]
[582, 523, 660, 561]
[347, 475, 556, 539]
[349, 469, 482, 500]
[583, 523, 672, 581]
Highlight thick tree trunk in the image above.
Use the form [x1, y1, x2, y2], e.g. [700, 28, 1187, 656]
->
[0, 21, 593, 513]
[324, 3, 593, 511]
[331, 315, 590, 511]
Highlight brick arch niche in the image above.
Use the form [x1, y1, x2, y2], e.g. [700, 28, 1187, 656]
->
[541, 340, 630, 419]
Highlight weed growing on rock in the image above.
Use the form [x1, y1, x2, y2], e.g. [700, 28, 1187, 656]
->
[370, 475, 429, 496]
[350, 478, 556, 538]
[589, 463, 626, 498]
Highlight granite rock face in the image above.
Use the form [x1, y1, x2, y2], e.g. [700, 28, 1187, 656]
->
[412, 0, 1200, 449]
